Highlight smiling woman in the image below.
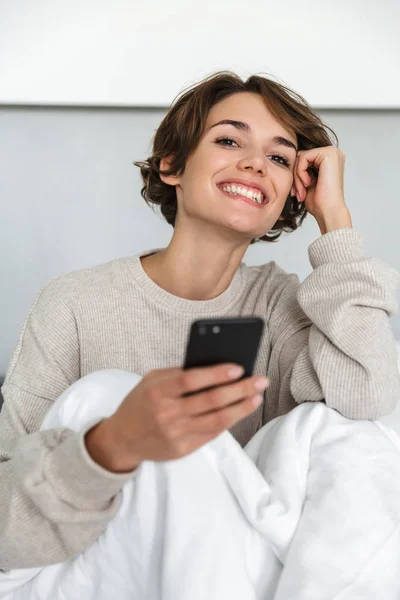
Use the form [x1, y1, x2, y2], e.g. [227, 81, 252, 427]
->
[1, 69, 400, 582]
[133, 70, 336, 244]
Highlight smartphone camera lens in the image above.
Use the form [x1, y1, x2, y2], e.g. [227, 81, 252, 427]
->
[212, 326, 220, 334]
[199, 326, 207, 335]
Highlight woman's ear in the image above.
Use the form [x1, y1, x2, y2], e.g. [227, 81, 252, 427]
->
[159, 155, 181, 187]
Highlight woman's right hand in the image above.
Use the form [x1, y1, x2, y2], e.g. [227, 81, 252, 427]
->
[85, 364, 269, 473]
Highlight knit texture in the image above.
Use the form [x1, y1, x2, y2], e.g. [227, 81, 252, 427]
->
[1, 227, 399, 570]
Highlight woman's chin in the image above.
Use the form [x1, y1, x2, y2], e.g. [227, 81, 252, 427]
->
[222, 216, 263, 237]
[220, 222, 263, 242]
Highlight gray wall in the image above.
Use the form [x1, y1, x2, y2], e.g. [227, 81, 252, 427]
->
[1, 107, 399, 375]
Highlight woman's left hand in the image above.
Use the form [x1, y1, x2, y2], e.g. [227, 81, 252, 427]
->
[291, 146, 352, 234]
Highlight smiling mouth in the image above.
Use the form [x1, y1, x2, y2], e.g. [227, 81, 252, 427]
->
[217, 184, 269, 206]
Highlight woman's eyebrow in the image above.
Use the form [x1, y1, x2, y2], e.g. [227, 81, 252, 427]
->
[207, 119, 298, 153]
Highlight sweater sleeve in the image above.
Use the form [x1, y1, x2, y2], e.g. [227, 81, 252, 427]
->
[0, 278, 136, 571]
[263, 228, 400, 423]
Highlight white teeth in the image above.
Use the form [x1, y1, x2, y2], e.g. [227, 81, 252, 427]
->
[219, 184, 264, 204]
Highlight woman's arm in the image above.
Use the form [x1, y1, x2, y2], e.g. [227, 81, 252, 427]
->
[264, 228, 400, 423]
[0, 279, 134, 570]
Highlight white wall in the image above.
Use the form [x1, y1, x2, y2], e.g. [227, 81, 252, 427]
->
[1, 0, 399, 108]
[1, 106, 399, 374]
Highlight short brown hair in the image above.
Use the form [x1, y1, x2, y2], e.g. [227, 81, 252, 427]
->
[133, 71, 339, 244]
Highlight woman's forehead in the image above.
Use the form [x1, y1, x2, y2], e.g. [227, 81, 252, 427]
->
[206, 94, 297, 147]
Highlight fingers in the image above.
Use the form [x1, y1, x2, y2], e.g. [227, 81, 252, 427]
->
[292, 152, 311, 202]
[154, 363, 248, 400]
[292, 173, 307, 202]
[134, 366, 269, 461]
[182, 375, 269, 417]
[184, 393, 264, 437]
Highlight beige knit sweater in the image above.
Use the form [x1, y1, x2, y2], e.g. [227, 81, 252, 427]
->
[1, 227, 400, 570]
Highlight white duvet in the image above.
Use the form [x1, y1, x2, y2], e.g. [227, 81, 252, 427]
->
[2, 367, 400, 600]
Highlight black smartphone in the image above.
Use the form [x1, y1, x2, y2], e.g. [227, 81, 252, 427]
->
[182, 317, 264, 396]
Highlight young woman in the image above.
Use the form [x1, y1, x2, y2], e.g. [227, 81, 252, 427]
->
[0, 71, 399, 575]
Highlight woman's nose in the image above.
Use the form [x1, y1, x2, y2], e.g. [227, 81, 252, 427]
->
[238, 153, 267, 175]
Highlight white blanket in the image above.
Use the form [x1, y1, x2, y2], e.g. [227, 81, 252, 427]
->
[2, 368, 400, 600]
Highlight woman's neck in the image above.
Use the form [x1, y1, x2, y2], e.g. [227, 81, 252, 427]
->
[140, 237, 248, 301]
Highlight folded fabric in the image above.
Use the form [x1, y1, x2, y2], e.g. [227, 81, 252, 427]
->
[2, 369, 400, 600]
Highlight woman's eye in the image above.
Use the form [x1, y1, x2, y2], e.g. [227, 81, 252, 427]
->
[271, 155, 290, 167]
[215, 137, 238, 147]
[215, 138, 290, 168]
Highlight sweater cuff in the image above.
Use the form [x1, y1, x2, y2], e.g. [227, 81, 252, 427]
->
[308, 228, 365, 269]
[47, 418, 141, 510]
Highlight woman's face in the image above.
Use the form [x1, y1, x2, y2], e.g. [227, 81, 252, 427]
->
[160, 91, 298, 241]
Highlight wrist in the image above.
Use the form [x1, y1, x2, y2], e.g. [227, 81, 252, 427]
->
[317, 209, 352, 235]
[85, 418, 141, 474]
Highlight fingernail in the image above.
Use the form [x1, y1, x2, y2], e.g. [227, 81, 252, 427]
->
[254, 377, 269, 390]
[228, 365, 245, 378]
